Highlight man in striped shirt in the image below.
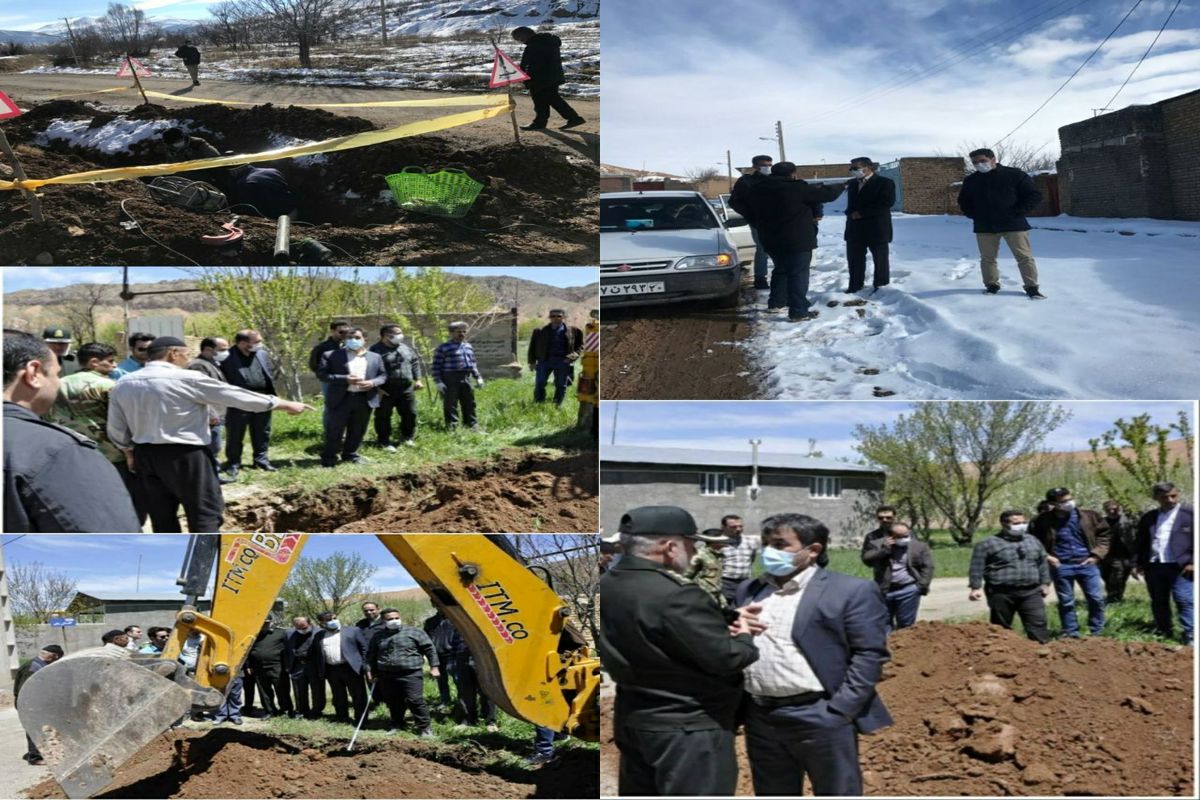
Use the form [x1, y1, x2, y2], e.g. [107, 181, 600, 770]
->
[431, 321, 484, 430]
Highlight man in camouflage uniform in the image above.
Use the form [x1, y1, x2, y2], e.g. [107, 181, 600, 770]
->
[686, 529, 733, 606]
[50, 341, 147, 526]
[1101, 499, 1137, 603]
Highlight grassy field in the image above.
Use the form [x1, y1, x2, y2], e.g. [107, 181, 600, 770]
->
[225, 373, 591, 495]
[1016, 581, 1188, 644]
[825, 542, 975, 580]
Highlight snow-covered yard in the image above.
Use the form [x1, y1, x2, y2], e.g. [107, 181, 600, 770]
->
[751, 211, 1200, 400]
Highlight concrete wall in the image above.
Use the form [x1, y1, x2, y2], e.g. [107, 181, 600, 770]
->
[601, 465, 885, 548]
[1162, 91, 1200, 221]
[601, 175, 633, 193]
[901, 157, 966, 214]
[0, 545, 15, 695]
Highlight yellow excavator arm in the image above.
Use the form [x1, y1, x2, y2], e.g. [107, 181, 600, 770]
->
[17, 534, 599, 799]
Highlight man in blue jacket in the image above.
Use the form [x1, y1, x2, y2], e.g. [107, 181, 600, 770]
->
[1134, 482, 1195, 645]
[735, 512, 892, 796]
[308, 611, 369, 724]
[219, 329, 278, 476]
[317, 327, 385, 468]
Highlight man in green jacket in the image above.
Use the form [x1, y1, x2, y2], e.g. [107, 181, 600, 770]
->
[366, 608, 440, 737]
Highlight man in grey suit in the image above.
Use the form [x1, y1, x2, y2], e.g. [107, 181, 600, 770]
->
[734, 512, 892, 796]
[317, 327, 386, 468]
[308, 611, 369, 723]
[1134, 482, 1195, 645]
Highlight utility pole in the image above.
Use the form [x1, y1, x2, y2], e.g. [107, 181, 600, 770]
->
[63, 18, 80, 67]
[748, 439, 762, 500]
[610, 401, 620, 445]
[726, 149, 733, 192]
[775, 120, 786, 162]
[136, 553, 142, 592]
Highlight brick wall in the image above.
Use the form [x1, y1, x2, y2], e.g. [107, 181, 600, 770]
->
[600, 175, 632, 193]
[901, 157, 965, 214]
[790, 163, 849, 180]
[1162, 91, 1200, 221]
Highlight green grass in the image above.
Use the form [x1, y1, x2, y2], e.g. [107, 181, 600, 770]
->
[1015, 581, 1186, 644]
[821, 538, 976, 580]
[227, 373, 591, 495]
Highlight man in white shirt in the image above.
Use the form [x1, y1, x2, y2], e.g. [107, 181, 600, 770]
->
[733, 512, 892, 796]
[1134, 482, 1194, 645]
[309, 612, 369, 723]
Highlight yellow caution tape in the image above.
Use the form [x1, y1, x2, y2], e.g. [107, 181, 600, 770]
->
[0, 104, 511, 192]
[40, 86, 133, 101]
[139, 89, 510, 108]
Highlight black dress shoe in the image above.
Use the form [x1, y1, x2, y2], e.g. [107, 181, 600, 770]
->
[520, 123, 547, 131]
[789, 311, 820, 322]
[753, 280, 770, 290]
[560, 117, 586, 129]
[225, 463, 240, 478]
[1024, 285, 1046, 299]
[984, 283, 1001, 294]
[252, 461, 277, 472]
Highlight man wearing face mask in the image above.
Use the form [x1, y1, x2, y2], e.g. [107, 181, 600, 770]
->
[220, 329, 280, 476]
[309, 611, 370, 724]
[861, 521, 934, 632]
[365, 608, 439, 737]
[1134, 482, 1194, 645]
[735, 512, 891, 797]
[1031, 487, 1110, 638]
[187, 337, 233, 483]
[599, 506, 760, 797]
[285, 617, 318, 719]
[370, 323, 424, 450]
[956, 147, 1044, 299]
[1100, 500, 1137, 603]
[108, 336, 313, 532]
[843, 157, 896, 294]
[318, 326, 386, 468]
[968, 510, 1052, 642]
[728, 154, 775, 290]
[4, 329, 141, 532]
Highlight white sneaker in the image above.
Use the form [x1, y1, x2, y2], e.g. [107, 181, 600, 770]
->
[486, 723, 499, 732]
[383, 445, 397, 453]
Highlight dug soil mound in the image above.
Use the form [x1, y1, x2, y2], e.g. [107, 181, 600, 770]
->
[1, 101, 597, 265]
[226, 451, 597, 533]
[600, 621, 1195, 796]
[26, 727, 596, 799]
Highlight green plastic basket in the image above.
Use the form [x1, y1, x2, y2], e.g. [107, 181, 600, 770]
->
[385, 166, 484, 218]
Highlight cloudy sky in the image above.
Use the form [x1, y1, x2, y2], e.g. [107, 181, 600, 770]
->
[602, 400, 1195, 460]
[602, 0, 1200, 173]
[1, 1, 218, 31]
[0, 266, 596, 292]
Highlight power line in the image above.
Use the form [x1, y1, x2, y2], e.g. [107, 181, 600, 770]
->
[1103, 0, 1183, 110]
[996, 0, 1146, 145]
[804, 0, 1092, 125]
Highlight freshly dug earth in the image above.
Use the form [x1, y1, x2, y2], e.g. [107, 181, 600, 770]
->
[26, 727, 597, 799]
[600, 277, 761, 399]
[226, 451, 598, 533]
[600, 622, 1194, 796]
[0, 100, 597, 265]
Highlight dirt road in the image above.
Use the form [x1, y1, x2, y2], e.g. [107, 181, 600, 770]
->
[601, 272, 762, 399]
[1, 74, 598, 162]
[0, 706, 50, 800]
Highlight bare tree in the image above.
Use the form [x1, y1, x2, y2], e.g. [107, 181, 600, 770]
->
[8, 562, 78, 624]
[944, 139, 1060, 174]
[62, 283, 109, 345]
[97, 2, 159, 56]
[242, 0, 357, 68]
[684, 166, 722, 185]
[509, 535, 599, 643]
[279, 551, 377, 623]
[210, 2, 255, 50]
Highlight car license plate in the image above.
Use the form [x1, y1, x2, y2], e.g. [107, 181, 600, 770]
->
[601, 281, 666, 296]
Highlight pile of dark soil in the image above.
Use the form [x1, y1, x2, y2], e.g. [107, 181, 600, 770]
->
[0, 101, 596, 265]
[225, 451, 598, 533]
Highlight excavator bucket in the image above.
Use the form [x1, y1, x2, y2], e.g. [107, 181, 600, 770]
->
[16, 653, 193, 799]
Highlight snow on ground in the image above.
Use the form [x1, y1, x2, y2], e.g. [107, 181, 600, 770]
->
[33, 117, 201, 155]
[750, 213, 1200, 400]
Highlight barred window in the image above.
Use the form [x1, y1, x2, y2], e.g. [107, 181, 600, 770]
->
[811, 476, 841, 499]
[700, 473, 735, 496]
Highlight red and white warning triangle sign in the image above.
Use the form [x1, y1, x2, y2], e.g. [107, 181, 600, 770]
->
[116, 56, 152, 78]
[0, 89, 22, 120]
[489, 46, 529, 88]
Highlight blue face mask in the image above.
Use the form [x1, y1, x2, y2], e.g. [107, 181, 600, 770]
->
[345, 339, 364, 350]
[325, 620, 341, 631]
[762, 546, 800, 577]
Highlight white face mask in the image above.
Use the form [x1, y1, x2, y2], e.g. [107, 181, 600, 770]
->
[248, 343, 263, 353]
[213, 350, 229, 364]
[851, 168, 865, 178]
[385, 619, 403, 630]
[1006, 523, 1029, 534]
[757, 165, 771, 175]
[389, 334, 404, 345]
[973, 161, 994, 173]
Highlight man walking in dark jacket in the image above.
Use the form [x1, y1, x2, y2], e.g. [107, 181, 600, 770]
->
[175, 40, 201, 85]
[743, 162, 846, 321]
[512, 26, 585, 130]
[15, 644, 64, 764]
[957, 148, 1045, 298]
[528, 309, 583, 406]
[366, 608, 439, 736]
[861, 521, 934, 631]
[844, 157, 896, 294]
[729, 155, 774, 289]
[1134, 482, 1194, 645]
[369, 324, 423, 450]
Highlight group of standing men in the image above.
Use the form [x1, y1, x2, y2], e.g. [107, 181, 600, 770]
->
[728, 146, 1047, 321]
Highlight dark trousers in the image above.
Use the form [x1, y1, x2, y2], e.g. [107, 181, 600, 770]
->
[209, 422, 223, 461]
[250, 663, 292, 715]
[322, 393, 372, 464]
[616, 719, 737, 796]
[884, 583, 921, 632]
[721, 576, 745, 606]
[435, 650, 454, 704]
[24, 733, 41, 761]
[374, 387, 417, 444]
[986, 585, 1050, 643]
[534, 359, 572, 405]
[449, 655, 495, 724]
[320, 662, 367, 721]
[290, 667, 317, 717]
[225, 407, 271, 466]
[846, 239, 891, 291]
[745, 699, 862, 796]
[750, 226, 769, 283]
[134, 443, 224, 533]
[529, 82, 580, 125]
[767, 249, 814, 316]
[243, 667, 257, 711]
[1145, 562, 1195, 644]
[378, 669, 430, 730]
[114, 459, 148, 527]
[214, 676, 244, 722]
[1101, 556, 1134, 602]
[441, 371, 477, 429]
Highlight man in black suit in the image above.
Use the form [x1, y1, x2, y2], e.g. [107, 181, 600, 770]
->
[735, 512, 892, 796]
[285, 616, 319, 719]
[1134, 482, 1195, 645]
[511, 26, 585, 130]
[844, 157, 896, 294]
[220, 328, 278, 476]
[317, 327, 386, 468]
[527, 309, 584, 406]
[308, 611, 369, 723]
